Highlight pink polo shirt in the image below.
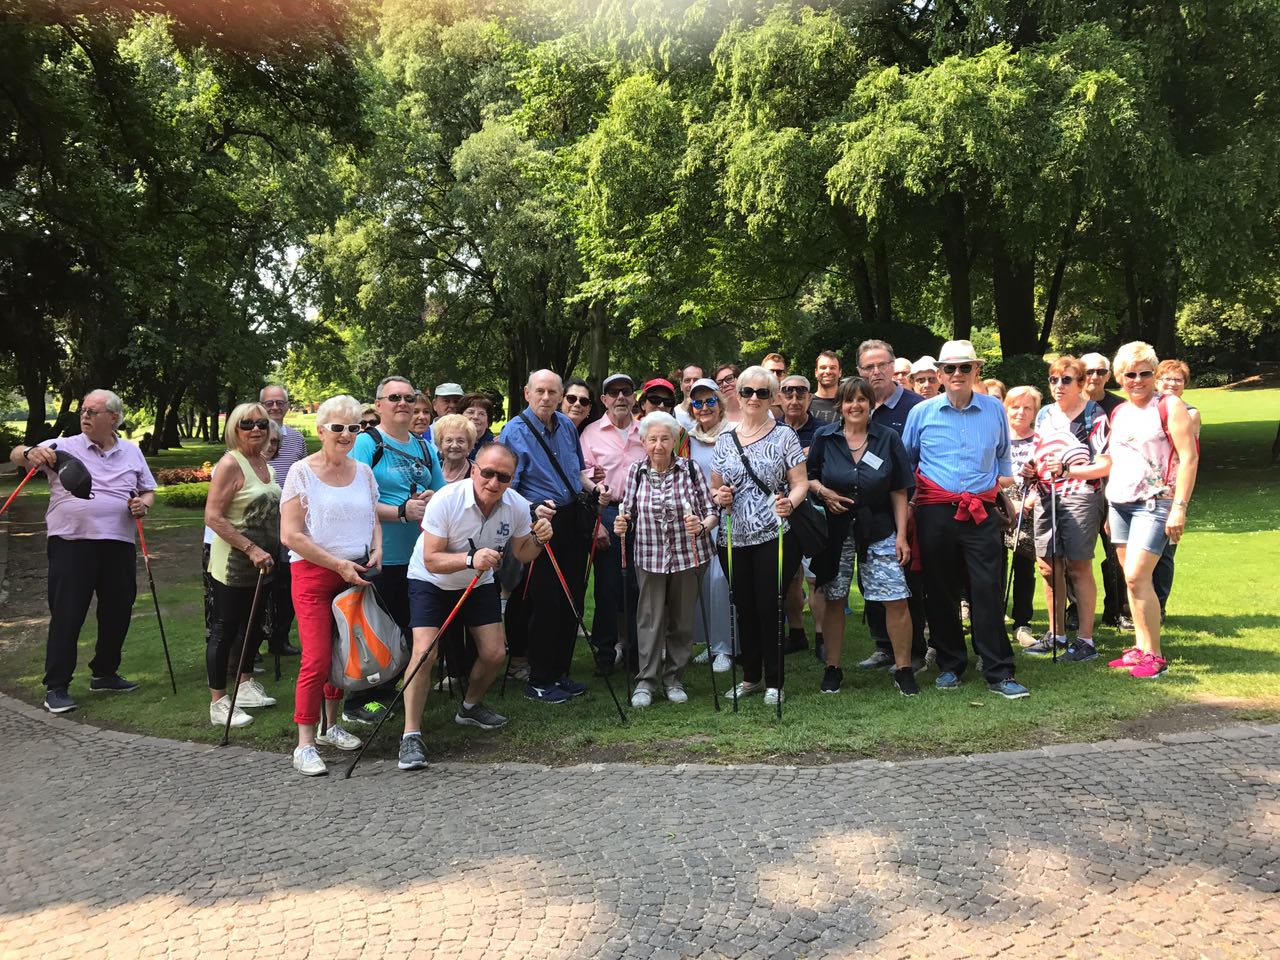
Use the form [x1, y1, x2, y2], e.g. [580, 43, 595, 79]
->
[37, 434, 157, 543]
[579, 415, 646, 497]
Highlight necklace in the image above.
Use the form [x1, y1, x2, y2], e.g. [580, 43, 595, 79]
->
[845, 431, 869, 457]
[737, 419, 771, 442]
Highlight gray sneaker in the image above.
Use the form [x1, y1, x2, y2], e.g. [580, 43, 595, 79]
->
[455, 702, 508, 730]
[398, 733, 429, 770]
[43, 687, 77, 714]
[857, 650, 894, 670]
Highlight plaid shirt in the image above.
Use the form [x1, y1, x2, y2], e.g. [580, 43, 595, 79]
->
[619, 458, 715, 574]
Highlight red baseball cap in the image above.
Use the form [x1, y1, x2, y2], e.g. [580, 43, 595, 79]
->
[640, 378, 676, 398]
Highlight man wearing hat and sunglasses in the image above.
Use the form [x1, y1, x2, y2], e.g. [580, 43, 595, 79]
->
[903, 341, 1029, 699]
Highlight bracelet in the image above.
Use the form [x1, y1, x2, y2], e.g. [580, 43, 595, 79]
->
[1172, 499, 1188, 507]
[22, 446, 31, 461]
[397, 501, 408, 523]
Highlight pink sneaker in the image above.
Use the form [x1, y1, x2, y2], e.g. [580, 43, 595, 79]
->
[1108, 648, 1142, 669]
[1129, 653, 1168, 679]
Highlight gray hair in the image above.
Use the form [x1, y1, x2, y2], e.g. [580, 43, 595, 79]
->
[736, 365, 778, 398]
[525, 369, 563, 392]
[1080, 352, 1109, 371]
[639, 411, 680, 440]
[375, 375, 414, 398]
[857, 339, 896, 363]
[781, 374, 811, 390]
[259, 384, 289, 402]
[86, 389, 124, 429]
[315, 394, 363, 429]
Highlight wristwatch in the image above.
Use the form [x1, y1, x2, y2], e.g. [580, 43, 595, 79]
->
[465, 549, 476, 569]
[397, 501, 408, 523]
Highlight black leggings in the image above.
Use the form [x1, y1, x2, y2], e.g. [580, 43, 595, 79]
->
[720, 531, 802, 688]
[209, 579, 269, 688]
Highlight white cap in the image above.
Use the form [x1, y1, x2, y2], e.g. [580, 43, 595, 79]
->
[910, 356, 938, 375]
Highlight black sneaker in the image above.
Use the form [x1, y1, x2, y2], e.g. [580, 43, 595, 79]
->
[43, 687, 76, 713]
[1024, 633, 1066, 656]
[342, 701, 390, 725]
[1059, 641, 1099, 663]
[397, 733, 428, 770]
[820, 665, 843, 693]
[89, 674, 140, 693]
[785, 630, 808, 654]
[892, 667, 920, 697]
[455, 701, 508, 729]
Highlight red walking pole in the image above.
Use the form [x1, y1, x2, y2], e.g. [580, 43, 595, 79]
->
[0, 466, 39, 518]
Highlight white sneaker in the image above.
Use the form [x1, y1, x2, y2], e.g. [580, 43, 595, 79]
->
[725, 680, 763, 699]
[693, 647, 710, 665]
[665, 685, 688, 704]
[210, 695, 252, 728]
[434, 675, 464, 694]
[1015, 625, 1036, 647]
[764, 687, 786, 706]
[712, 654, 732, 674]
[292, 744, 327, 776]
[234, 678, 276, 708]
[316, 724, 362, 752]
[630, 689, 652, 708]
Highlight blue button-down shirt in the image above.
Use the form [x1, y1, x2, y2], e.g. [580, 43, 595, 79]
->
[498, 407, 585, 508]
[903, 391, 1012, 493]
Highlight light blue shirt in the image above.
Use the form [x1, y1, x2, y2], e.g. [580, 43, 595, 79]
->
[903, 391, 1011, 493]
[350, 430, 445, 566]
[498, 407, 585, 508]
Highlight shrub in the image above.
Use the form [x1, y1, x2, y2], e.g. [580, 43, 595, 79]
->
[158, 482, 209, 509]
[983, 353, 1049, 392]
[154, 463, 213, 485]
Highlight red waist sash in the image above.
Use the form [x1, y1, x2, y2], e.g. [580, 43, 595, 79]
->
[914, 472, 998, 524]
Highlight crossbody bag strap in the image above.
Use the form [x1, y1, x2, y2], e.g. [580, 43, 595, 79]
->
[730, 427, 775, 496]
[517, 411, 578, 503]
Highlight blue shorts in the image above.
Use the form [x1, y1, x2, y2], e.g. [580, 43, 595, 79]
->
[408, 579, 502, 630]
[1108, 499, 1171, 557]
[821, 532, 911, 603]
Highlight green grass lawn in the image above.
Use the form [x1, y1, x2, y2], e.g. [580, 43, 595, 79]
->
[1, 385, 1277, 765]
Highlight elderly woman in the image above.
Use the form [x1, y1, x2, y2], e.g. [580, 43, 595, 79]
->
[1152, 360, 1201, 616]
[614, 412, 717, 706]
[1022, 356, 1111, 661]
[433, 413, 478, 485]
[710, 365, 808, 705]
[204, 402, 282, 727]
[1003, 386, 1041, 647]
[808, 378, 915, 695]
[685, 377, 735, 673]
[1106, 343, 1198, 679]
[10, 389, 157, 714]
[280, 395, 382, 775]
[459, 393, 496, 457]
[561, 377, 598, 434]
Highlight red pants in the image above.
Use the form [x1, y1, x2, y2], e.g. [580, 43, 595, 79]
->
[290, 559, 346, 725]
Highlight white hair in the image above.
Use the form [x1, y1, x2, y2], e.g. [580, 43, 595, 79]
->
[639, 411, 681, 440]
[737, 365, 778, 397]
[85, 389, 124, 429]
[1080, 352, 1109, 371]
[260, 384, 289, 402]
[315, 394, 362, 429]
[781, 374, 811, 390]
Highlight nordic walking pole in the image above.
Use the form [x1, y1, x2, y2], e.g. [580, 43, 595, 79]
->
[219, 568, 268, 746]
[0, 465, 40, 518]
[1050, 475, 1060, 664]
[1004, 479, 1031, 614]
[775, 509, 785, 722]
[543, 542, 627, 724]
[345, 574, 480, 779]
[685, 496, 718, 712]
[724, 511, 739, 712]
[134, 501, 178, 694]
[619, 507, 633, 699]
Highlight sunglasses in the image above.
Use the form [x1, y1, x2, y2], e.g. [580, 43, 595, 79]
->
[1085, 368, 1109, 377]
[238, 419, 270, 431]
[645, 395, 675, 408]
[690, 397, 719, 410]
[604, 386, 635, 398]
[738, 386, 772, 399]
[565, 394, 592, 406]
[1123, 370, 1155, 380]
[377, 392, 417, 404]
[1048, 375, 1076, 386]
[360, 419, 379, 428]
[322, 423, 363, 433]
[940, 363, 974, 375]
[779, 386, 810, 397]
[476, 466, 513, 483]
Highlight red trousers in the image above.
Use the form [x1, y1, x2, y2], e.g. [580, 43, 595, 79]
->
[290, 559, 346, 725]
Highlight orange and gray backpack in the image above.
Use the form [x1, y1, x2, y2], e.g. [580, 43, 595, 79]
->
[329, 584, 409, 691]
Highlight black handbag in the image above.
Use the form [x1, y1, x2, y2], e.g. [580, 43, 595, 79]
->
[730, 429, 828, 556]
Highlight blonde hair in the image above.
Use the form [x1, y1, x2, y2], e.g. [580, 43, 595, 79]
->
[1003, 385, 1042, 412]
[315, 395, 362, 430]
[224, 402, 270, 451]
[432, 413, 477, 448]
[1113, 341, 1158, 377]
[982, 378, 1006, 399]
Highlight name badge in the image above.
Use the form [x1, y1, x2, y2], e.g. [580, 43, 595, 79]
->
[861, 451, 884, 471]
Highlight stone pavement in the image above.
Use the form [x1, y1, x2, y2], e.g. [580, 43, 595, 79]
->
[1, 693, 1277, 960]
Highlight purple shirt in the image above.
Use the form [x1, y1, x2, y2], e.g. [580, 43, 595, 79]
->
[37, 434, 157, 543]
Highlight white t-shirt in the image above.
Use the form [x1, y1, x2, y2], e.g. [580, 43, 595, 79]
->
[280, 459, 379, 564]
[407, 479, 533, 590]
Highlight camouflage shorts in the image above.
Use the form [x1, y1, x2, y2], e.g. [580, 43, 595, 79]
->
[821, 532, 911, 603]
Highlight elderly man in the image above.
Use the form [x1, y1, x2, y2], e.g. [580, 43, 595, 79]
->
[10, 390, 157, 713]
[810, 351, 842, 425]
[432, 383, 464, 419]
[855, 339, 928, 671]
[903, 341, 1028, 699]
[580, 373, 646, 674]
[893, 357, 914, 389]
[260, 384, 308, 658]
[1080, 352, 1130, 630]
[499, 370, 603, 703]
[674, 364, 704, 430]
[344, 375, 445, 724]
[397, 442, 553, 769]
[911, 357, 940, 398]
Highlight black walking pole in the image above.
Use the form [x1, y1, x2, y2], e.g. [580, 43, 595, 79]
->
[219, 568, 267, 746]
[724, 512, 740, 712]
[1004, 480, 1031, 614]
[775, 512, 785, 721]
[684, 497, 719, 712]
[1050, 476, 1061, 664]
[133, 492, 177, 694]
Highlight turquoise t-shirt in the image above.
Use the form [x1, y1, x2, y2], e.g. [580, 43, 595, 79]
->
[350, 430, 445, 566]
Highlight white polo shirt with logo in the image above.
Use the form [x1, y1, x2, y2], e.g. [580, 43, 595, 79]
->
[407, 479, 532, 590]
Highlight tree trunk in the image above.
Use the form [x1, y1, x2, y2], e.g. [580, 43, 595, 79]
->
[587, 301, 609, 388]
[850, 254, 877, 328]
[831, 204, 877, 327]
[873, 235, 893, 326]
[21, 367, 47, 445]
[1038, 208, 1080, 352]
[162, 393, 183, 449]
[1123, 252, 1141, 341]
[991, 237, 1039, 355]
[939, 191, 973, 340]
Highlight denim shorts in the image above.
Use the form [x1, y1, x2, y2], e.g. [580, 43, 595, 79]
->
[821, 532, 910, 603]
[1108, 499, 1171, 557]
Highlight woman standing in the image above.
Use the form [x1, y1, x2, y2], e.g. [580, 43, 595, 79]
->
[807, 378, 915, 695]
[204, 403, 282, 728]
[561, 378, 599, 434]
[280, 395, 382, 775]
[410, 395, 433, 440]
[1003, 386, 1041, 647]
[1152, 360, 1201, 616]
[710, 366, 807, 705]
[614, 413, 717, 706]
[459, 393, 496, 457]
[1106, 343, 1199, 679]
[433, 414, 477, 485]
[685, 378, 735, 673]
[712, 364, 743, 421]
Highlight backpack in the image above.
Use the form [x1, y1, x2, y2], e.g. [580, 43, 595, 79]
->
[366, 426, 432, 471]
[329, 584, 409, 691]
[1108, 394, 1199, 487]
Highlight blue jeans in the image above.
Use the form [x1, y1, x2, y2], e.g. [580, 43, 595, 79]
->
[1152, 541, 1177, 613]
[589, 504, 638, 664]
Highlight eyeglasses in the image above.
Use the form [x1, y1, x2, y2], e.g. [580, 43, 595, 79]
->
[1048, 375, 1076, 386]
[1123, 370, 1155, 381]
[767, 368, 786, 378]
[80, 408, 108, 419]
[238, 419, 270, 431]
[377, 392, 417, 404]
[645, 395, 675, 409]
[941, 363, 974, 375]
[690, 397, 719, 410]
[779, 386, 810, 397]
[738, 386, 772, 399]
[1159, 377, 1185, 385]
[604, 386, 635, 398]
[564, 394, 592, 406]
[262, 399, 288, 408]
[1085, 368, 1109, 377]
[859, 361, 893, 372]
[322, 423, 363, 433]
[715, 374, 737, 386]
[476, 466, 513, 483]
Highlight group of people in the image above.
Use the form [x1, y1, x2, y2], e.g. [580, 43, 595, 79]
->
[10, 336, 1200, 776]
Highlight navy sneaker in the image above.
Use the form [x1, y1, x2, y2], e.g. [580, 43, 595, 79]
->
[43, 688, 77, 713]
[524, 682, 571, 704]
[555, 676, 588, 698]
[935, 671, 961, 690]
[342, 701, 390, 724]
[1024, 633, 1067, 656]
[89, 674, 140, 693]
[1060, 641, 1099, 663]
[988, 678, 1031, 700]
